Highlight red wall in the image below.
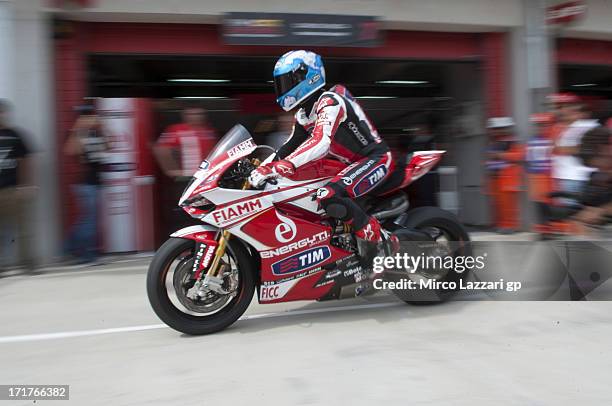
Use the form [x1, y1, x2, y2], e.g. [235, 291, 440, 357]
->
[54, 22, 89, 233]
[54, 22, 508, 233]
[557, 38, 612, 65]
[482, 32, 508, 117]
[84, 22, 481, 60]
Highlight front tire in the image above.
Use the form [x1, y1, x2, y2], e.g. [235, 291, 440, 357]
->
[146, 237, 255, 335]
[386, 207, 471, 304]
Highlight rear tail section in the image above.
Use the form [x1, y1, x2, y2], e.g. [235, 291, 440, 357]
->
[399, 151, 445, 189]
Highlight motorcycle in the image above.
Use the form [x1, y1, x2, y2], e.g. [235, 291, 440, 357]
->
[147, 124, 471, 335]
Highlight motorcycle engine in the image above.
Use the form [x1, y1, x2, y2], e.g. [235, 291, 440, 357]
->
[331, 222, 357, 253]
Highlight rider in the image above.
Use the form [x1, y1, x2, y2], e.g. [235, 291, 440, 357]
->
[248, 50, 396, 263]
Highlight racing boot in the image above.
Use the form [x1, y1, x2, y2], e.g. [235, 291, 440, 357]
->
[354, 217, 400, 273]
[354, 216, 384, 272]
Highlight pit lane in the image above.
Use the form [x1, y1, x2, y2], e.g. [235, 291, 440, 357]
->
[1, 259, 611, 405]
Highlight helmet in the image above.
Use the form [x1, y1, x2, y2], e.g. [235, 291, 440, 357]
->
[273, 50, 326, 111]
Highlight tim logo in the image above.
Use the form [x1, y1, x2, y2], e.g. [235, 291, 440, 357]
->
[272, 246, 331, 275]
[353, 165, 387, 196]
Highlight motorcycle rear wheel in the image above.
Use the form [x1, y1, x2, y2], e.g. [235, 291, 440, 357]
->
[386, 207, 471, 304]
[146, 237, 255, 335]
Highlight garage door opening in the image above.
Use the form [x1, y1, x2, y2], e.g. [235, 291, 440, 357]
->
[87, 54, 487, 245]
[559, 64, 612, 122]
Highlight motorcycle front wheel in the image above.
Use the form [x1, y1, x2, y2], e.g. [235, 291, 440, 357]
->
[146, 237, 255, 335]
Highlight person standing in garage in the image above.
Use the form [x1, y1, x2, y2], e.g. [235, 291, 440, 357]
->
[153, 106, 217, 237]
[551, 99, 598, 208]
[154, 106, 217, 178]
[485, 117, 524, 234]
[63, 104, 109, 264]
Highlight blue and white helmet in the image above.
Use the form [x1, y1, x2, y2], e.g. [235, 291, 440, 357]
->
[273, 50, 326, 112]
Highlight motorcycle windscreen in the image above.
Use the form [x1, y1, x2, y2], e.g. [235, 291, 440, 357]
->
[203, 124, 257, 168]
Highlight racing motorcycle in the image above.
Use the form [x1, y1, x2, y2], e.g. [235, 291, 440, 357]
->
[147, 125, 471, 335]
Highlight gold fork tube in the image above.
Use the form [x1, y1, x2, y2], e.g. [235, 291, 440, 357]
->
[205, 163, 257, 277]
[206, 229, 231, 277]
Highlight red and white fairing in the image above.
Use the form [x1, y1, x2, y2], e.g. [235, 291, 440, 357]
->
[397, 151, 445, 190]
[173, 125, 444, 303]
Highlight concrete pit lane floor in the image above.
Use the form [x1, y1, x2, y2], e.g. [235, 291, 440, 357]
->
[0, 258, 611, 406]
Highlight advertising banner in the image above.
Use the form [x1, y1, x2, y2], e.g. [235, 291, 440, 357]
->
[546, 0, 586, 25]
[98, 98, 138, 253]
[223, 12, 381, 47]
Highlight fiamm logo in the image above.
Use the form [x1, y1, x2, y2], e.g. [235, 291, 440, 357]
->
[272, 246, 331, 275]
[212, 199, 263, 224]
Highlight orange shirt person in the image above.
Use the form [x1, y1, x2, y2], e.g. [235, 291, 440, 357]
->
[485, 117, 524, 233]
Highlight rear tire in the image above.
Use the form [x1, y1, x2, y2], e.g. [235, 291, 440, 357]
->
[146, 237, 255, 335]
[386, 207, 471, 304]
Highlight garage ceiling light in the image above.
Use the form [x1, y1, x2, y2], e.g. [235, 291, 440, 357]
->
[168, 79, 230, 83]
[355, 96, 396, 99]
[376, 80, 429, 85]
[571, 83, 597, 87]
[174, 96, 229, 99]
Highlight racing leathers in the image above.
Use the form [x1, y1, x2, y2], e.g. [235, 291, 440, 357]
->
[250, 84, 395, 243]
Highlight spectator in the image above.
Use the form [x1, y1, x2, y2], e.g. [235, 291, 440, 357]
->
[63, 104, 108, 264]
[0, 99, 37, 273]
[547, 92, 580, 131]
[154, 106, 216, 178]
[551, 98, 598, 207]
[485, 117, 524, 234]
[526, 113, 556, 233]
[526, 113, 555, 202]
[154, 106, 217, 238]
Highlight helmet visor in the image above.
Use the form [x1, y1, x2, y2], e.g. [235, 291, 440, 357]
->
[274, 65, 307, 98]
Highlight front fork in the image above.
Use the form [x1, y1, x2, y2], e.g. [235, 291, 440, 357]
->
[205, 230, 231, 279]
[195, 229, 232, 295]
[197, 160, 259, 293]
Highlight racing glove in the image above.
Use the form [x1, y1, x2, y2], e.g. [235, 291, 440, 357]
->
[312, 186, 335, 209]
[248, 160, 295, 187]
